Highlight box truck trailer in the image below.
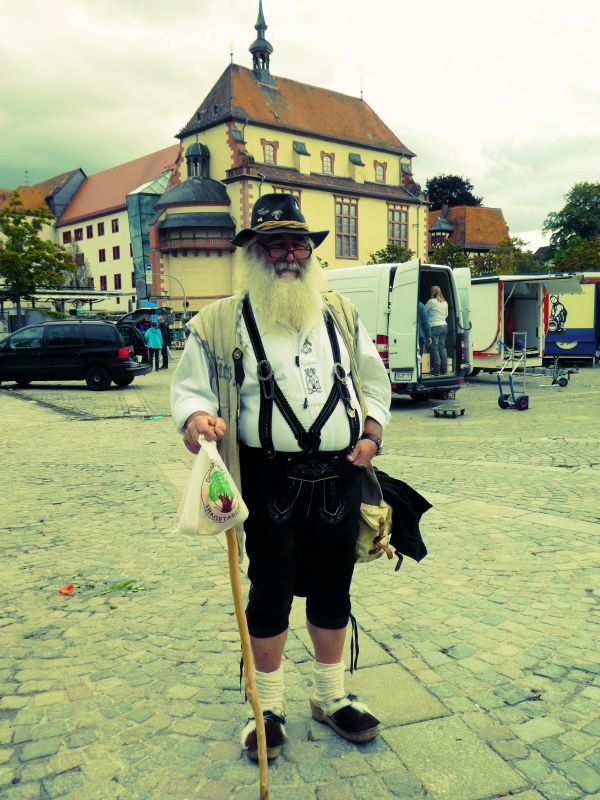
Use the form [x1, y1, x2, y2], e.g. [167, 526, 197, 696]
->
[544, 273, 600, 365]
[470, 273, 583, 373]
[326, 260, 471, 401]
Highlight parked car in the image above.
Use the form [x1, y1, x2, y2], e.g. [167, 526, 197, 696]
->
[116, 322, 149, 363]
[0, 321, 151, 391]
[115, 307, 173, 362]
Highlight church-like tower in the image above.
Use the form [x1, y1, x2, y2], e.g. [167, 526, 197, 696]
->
[249, 0, 275, 86]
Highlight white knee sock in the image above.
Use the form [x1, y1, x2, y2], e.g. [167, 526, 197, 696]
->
[254, 665, 285, 717]
[312, 660, 346, 706]
[240, 665, 286, 747]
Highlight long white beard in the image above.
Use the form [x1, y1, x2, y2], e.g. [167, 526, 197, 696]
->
[235, 251, 326, 332]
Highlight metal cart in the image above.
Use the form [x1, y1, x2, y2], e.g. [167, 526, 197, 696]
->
[539, 356, 578, 388]
[497, 332, 530, 410]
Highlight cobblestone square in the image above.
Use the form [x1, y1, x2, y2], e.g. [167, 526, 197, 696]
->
[1, 360, 598, 799]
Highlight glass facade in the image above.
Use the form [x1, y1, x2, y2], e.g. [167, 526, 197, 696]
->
[126, 171, 172, 305]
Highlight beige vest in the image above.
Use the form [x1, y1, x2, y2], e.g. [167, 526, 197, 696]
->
[186, 291, 381, 555]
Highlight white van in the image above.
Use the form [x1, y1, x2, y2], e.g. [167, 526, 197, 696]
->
[471, 273, 583, 373]
[326, 260, 472, 400]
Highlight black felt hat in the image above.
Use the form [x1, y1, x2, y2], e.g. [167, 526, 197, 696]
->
[231, 193, 329, 248]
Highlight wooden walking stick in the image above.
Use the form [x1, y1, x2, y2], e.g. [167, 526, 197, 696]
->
[226, 528, 269, 800]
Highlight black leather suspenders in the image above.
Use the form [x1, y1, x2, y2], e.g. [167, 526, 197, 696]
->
[241, 295, 360, 457]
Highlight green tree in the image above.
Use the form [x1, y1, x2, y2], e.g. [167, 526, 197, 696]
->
[0, 193, 69, 323]
[543, 182, 600, 250]
[472, 236, 536, 276]
[425, 175, 483, 211]
[368, 244, 414, 264]
[65, 243, 93, 307]
[552, 236, 600, 272]
[428, 241, 470, 269]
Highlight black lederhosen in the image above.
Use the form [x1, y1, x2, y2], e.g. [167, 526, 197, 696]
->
[241, 443, 363, 638]
[239, 296, 362, 639]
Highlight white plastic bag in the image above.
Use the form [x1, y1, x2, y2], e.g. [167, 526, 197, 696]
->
[175, 437, 249, 535]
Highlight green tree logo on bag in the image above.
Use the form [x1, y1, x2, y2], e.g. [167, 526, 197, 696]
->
[201, 460, 240, 523]
[209, 468, 235, 513]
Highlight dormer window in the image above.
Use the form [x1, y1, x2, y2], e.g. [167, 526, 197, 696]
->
[374, 161, 387, 183]
[293, 141, 310, 156]
[321, 152, 335, 176]
[261, 138, 279, 165]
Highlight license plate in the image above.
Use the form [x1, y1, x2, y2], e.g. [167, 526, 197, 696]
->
[393, 370, 413, 382]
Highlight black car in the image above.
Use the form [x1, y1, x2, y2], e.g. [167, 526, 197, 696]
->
[115, 307, 173, 362]
[117, 322, 149, 363]
[0, 320, 151, 391]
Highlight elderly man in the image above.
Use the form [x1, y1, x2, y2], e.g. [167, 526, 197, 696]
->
[171, 194, 391, 761]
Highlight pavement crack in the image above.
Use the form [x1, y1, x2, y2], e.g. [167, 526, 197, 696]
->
[3, 392, 92, 419]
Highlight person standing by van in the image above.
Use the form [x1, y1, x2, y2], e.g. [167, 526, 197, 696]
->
[425, 286, 448, 375]
[417, 301, 432, 355]
[144, 322, 163, 372]
[157, 315, 171, 369]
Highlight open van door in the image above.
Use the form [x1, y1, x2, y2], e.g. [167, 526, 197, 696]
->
[388, 260, 420, 384]
[453, 267, 472, 371]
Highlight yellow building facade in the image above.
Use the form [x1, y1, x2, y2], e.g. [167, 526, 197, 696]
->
[151, 2, 427, 311]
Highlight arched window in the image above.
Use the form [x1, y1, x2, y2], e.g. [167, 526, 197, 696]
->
[260, 139, 279, 165]
[322, 154, 333, 175]
[264, 143, 275, 164]
[374, 161, 387, 183]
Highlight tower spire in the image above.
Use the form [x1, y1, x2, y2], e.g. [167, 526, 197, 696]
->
[249, 1, 275, 85]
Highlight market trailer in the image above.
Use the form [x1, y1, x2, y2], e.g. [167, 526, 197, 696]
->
[470, 273, 583, 373]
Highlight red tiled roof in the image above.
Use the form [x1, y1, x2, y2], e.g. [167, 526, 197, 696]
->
[178, 64, 414, 157]
[429, 206, 509, 249]
[0, 170, 85, 214]
[57, 145, 180, 225]
[0, 186, 47, 213]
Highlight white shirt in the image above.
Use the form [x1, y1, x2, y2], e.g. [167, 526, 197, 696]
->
[425, 298, 448, 327]
[171, 306, 391, 452]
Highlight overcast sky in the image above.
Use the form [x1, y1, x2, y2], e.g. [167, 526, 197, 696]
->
[2, 0, 599, 248]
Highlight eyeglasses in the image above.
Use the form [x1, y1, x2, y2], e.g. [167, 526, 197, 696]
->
[258, 242, 312, 260]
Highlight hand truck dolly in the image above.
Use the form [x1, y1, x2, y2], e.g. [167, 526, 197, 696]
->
[497, 332, 529, 411]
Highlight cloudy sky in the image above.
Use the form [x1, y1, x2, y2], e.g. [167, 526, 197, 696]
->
[1, 0, 599, 248]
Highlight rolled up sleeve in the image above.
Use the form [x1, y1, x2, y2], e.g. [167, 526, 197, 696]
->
[355, 320, 391, 429]
[170, 333, 219, 432]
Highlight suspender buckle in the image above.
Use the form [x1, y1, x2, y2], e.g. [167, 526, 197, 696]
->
[334, 362, 348, 381]
[334, 361, 353, 403]
[256, 359, 275, 399]
[256, 359, 273, 381]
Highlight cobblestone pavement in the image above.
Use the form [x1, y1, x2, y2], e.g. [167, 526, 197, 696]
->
[1, 358, 599, 800]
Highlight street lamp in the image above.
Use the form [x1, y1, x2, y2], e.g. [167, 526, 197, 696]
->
[162, 273, 188, 319]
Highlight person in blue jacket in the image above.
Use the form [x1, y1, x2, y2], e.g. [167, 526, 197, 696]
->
[418, 301, 432, 355]
[144, 322, 163, 371]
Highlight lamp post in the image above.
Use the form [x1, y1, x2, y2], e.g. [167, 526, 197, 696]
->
[163, 273, 188, 319]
